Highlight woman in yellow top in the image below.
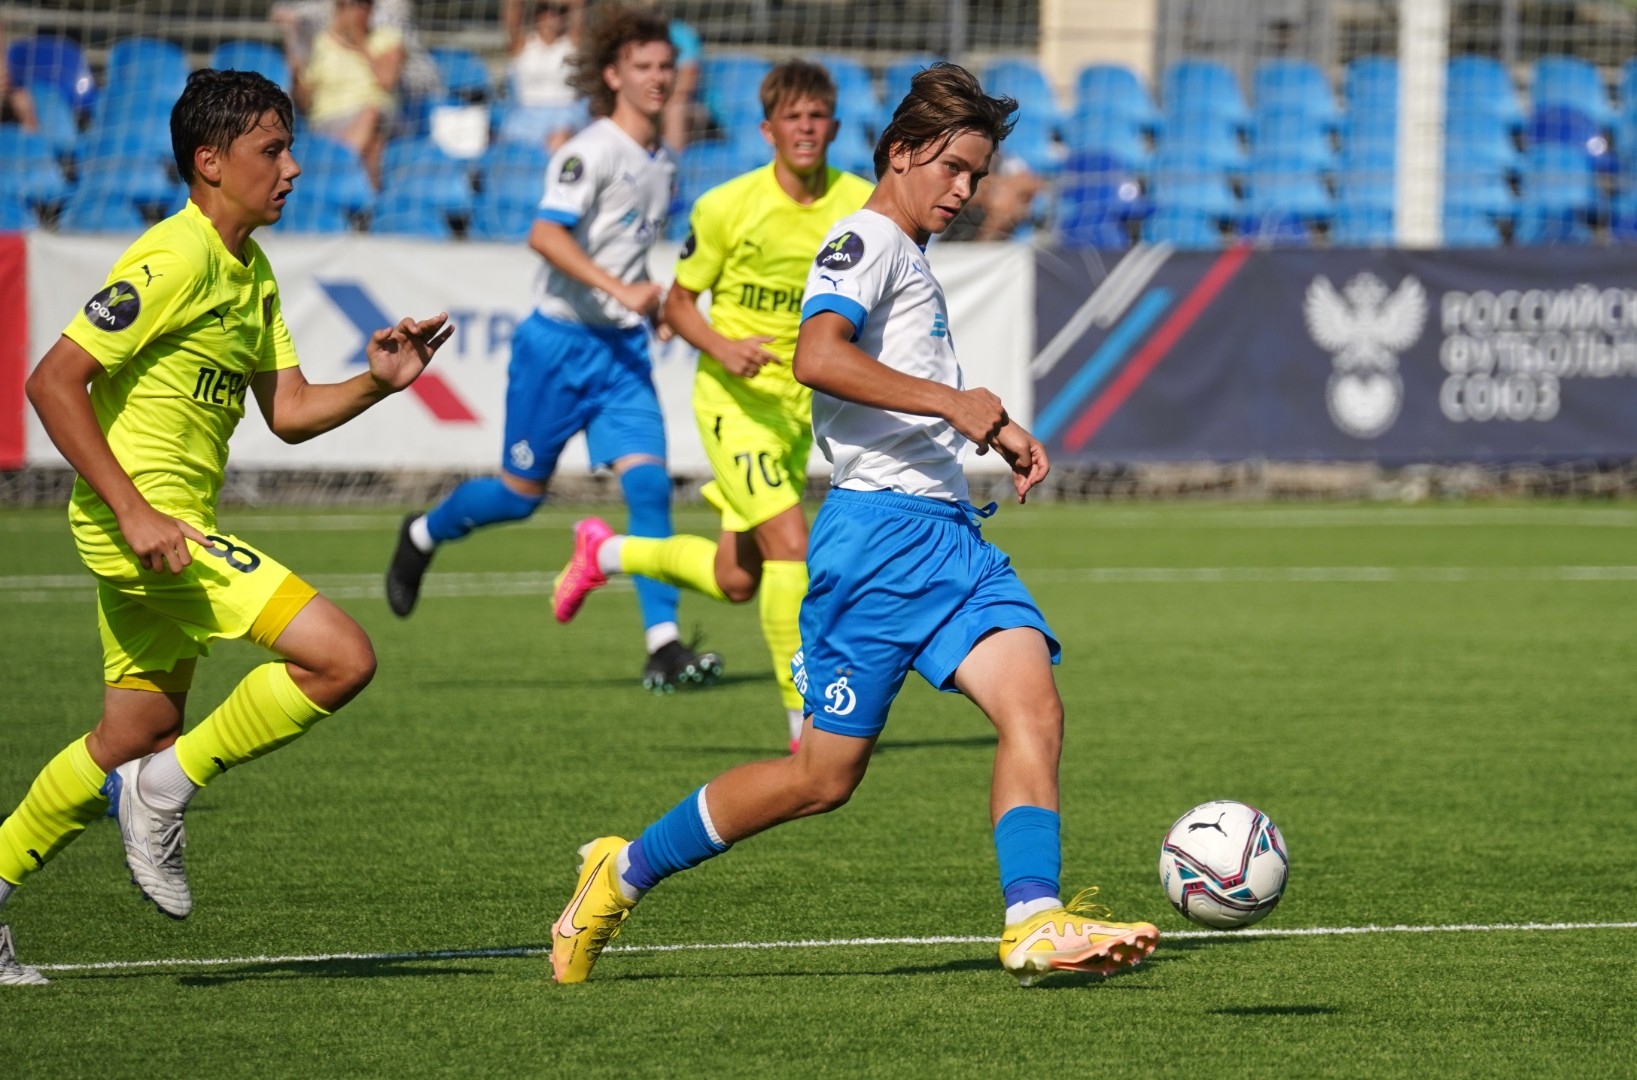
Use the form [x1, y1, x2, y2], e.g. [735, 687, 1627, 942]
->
[294, 0, 404, 181]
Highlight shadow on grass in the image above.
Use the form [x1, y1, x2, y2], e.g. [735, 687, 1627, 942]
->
[1208, 1004, 1338, 1016]
[173, 957, 498, 985]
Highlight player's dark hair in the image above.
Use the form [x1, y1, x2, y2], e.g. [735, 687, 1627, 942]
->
[872, 62, 1016, 180]
[759, 60, 837, 119]
[569, 3, 674, 119]
[171, 69, 294, 183]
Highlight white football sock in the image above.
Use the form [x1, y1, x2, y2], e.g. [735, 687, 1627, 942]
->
[1006, 896, 1061, 926]
[614, 843, 647, 903]
[597, 535, 627, 575]
[138, 748, 199, 814]
[0, 880, 12, 910]
[645, 622, 679, 653]
[786, 708, 805, 743]
[408, 515, 436, 554]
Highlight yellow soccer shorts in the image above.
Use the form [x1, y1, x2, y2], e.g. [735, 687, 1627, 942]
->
[694, 379, 812, 534]
[95, 532, 317, 692]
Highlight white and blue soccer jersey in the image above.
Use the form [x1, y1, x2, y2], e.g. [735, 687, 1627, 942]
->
[534, 118, 675, 329]
[799, 209, 971, 502]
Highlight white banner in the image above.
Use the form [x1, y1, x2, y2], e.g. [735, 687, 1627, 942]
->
[26, 233, 1032, 474]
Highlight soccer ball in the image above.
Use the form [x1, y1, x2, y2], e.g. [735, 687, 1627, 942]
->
[1158, 800, 1289, 929]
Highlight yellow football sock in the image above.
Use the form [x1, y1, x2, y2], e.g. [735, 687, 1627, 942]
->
[620, 535, 728, 602]
[0, 736, 107, 885]
[759, 560, 809, 711]
[173, 662, 330, 786]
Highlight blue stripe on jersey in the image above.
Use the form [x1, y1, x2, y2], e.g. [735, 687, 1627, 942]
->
[535, 208, 580, 226]
[801, 294, 868, 341]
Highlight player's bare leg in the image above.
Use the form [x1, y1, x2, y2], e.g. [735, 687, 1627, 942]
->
[956, 627, 1158, 985]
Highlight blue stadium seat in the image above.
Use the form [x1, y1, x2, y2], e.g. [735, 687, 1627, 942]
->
[1147, 146, 1239, 218]
[79, 108, 176, 172]
[1530, 56, 1613, 130]
[370, 191, 457, 237]
[1331, 204, 1394, 246]
[1244, 158, 1334, 222]
[1251, 108, 1337, 172]
[208, 40, 291, 91]
[479, 141, 549, 203]
[1062, 111, 1149, 167]
[1444, 145, 1517, 218]
[1335, 164, 1394, 214]
[469, 196, 537, 242]
[1252, 58, 1339, 128]
[877, 54, 944, 133]
[1514, 208, 1592, 245]
[1053, 149, 1146, 249]
[375, 138, 474, 235]
[0, 128, 70, 209]
[810, 52, 879, 168]
[273, 197, 353, 234]
[1237, 209, 1312, 247]
[103, 38, 190, 110]
[1142, 206, 1226, 248]
[1344, 56, 1397, 114]
[1441, 207, 1503, 247]
[1520, 141, 1597, 217]
[1073, 63, 1161, 132]
[1605, 182, 1637, 242]
[6, 34, 96, 118]
[1162, 59, 1250, 129]
[1156, 113, 1245, 171]
[0, 194, 35, 231]
[75, 155, 186, 212]
[1340, 111, 1397, 171]
[1527, 105, 1610, 166]
[430, 46, 493, 103]
[982, 58, 1063, 130]
[28, 83, 81, 159]
[1446, 55, 1524, 133]
[290, 135, 375, 220]
[700, 52, 774, 132]
[1445, 110, 1522, 174]
[57, 187, 149, 233]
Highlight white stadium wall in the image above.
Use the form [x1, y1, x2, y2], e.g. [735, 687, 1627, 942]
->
[23, 235, 1034, 475]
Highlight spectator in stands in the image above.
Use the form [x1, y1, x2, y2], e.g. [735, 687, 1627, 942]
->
[662, 14, 702, 150]
[272, 0, 439, 124]
[939, 150, 1042, 242]
[500, 0, 587, 151]
[0, 20, 39, 132]
[281, 0, 404, 184]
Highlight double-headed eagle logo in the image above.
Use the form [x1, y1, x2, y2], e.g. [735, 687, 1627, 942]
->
[1304, 272, 1428, 439]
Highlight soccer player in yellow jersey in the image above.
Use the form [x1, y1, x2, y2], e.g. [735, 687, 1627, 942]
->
[0, 69, 451, 986]
[551, 61, 872, 749]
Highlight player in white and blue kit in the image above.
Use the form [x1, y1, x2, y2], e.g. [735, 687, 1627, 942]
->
[549, 64, 1159, 987]
[386, 5, 720, 690]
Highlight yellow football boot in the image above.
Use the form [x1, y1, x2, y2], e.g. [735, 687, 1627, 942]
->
[998, 887, 1159, 987]
[551, 836, 636, 984]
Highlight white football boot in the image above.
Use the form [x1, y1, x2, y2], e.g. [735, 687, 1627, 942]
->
[0, 924, 49, 986]
[106, 757, 192, 919]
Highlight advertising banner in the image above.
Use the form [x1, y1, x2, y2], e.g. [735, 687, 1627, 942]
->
[24, 234, 1031, 474]
[1034, 244, 1637, 463]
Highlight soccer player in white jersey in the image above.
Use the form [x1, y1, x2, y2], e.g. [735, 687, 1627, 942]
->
[385, 4, 721, 691]
[549, 63, 1160, 987]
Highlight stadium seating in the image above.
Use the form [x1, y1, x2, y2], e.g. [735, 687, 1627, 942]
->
[1251, 108, 1338, 173]
[1156, 112, 1246, 172]
[57, 185, 150, 233]
[876, 53, 943, 134]
[1518, 141, 1597, 242]
[668, 139, 761, 239]
[982, 58, 1064, 133]
[28, 86, 80, 159]
[1446, 55, 1525, 133]
[1073, 63, 1161, 132]
[1330, 204, 1394, 246]
[430, 46, 493, 104]
[1162, 59, 1251, 131]
[1252, 58, 1340, 130]
[700, 52, 773, 136]
[102, 38, 190, 112]
[208, 40, 291, 91]
[1343, 55, 1397, 115]
[0, 194, 34, 231]
[279, 135, 374, 233]
[811, 52, 879, 168]
[6, 34, 96, 119]
[0, 128, 71, 211]
[470, 141, 548, 242]
[1530, 56, 1613, 130]
[1142, 206, 1226, 248]
[374, 139, 475, 236]
[1146, 146, 1239, 220]
[1053, 149, 1146, 249]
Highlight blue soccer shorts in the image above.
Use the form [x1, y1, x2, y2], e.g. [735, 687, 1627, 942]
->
[792, 487, 1060, 739]
[501, 311, 666, 481]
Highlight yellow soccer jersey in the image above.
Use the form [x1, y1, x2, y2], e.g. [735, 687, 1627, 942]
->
[61, 200, 299, 572]
[674, 164, 872, 404]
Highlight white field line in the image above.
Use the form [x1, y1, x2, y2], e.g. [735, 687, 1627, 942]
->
[31, 920, 1637, 974]
[8, 508, 1637, 535]
[7, 565, 1637, 604]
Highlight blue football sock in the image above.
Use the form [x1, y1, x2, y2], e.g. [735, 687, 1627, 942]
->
[623, 787, 730, 892]
[619, 463, 680, 632]
[424, 478, 542, 544]
[994, 805, 1062, 907]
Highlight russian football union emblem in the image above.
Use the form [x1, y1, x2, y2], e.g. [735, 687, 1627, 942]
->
[1304, 272, 1427, 439]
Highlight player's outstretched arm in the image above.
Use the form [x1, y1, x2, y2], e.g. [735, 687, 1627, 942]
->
[26, 336, 213, 573]
[252, 312, 452, 443]
[663, 283, 776, 377]
[793, 311, 1009, 451]
[989, 421, 1050, 503]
